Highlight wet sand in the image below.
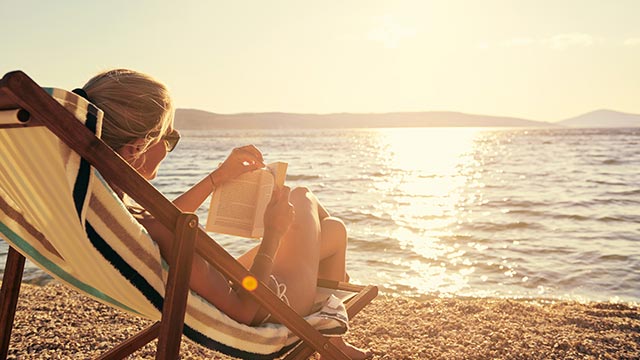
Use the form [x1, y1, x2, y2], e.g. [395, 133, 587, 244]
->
[3, 282, 639, 359]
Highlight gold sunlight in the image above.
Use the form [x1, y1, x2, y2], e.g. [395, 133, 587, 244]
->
[371, 128, 486, 294]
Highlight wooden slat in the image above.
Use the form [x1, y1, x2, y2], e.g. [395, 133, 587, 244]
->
[318, 279, 368, 293]
[345, 285, 378, 319]
[0, 247, 26, 360]
[96, 323, 161, 360]
[156, 213, 198, 359]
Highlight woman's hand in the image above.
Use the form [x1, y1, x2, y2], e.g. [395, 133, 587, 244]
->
[263, 186, 295, 242]
[210, 145, 265, 186]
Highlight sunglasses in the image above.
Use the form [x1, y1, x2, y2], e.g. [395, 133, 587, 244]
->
[162, 129, 181, 152]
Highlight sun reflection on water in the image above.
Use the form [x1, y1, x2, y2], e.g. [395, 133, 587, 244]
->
[369, 127, 488, 296]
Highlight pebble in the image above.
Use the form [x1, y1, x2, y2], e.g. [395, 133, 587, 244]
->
[4, 282, 639, 359]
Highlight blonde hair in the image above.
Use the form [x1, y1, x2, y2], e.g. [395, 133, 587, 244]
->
[82, 69, 174, 158]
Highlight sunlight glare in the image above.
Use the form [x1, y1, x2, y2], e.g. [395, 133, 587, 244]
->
[371, 127, 487, 295]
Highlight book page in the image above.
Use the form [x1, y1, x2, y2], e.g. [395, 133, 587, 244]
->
[206, 169, 272, 238]
[250, 162, 288, 237]
[205, 161, 287, 238]
[267, 161, 288, 188]
[250, 181, 276, 237]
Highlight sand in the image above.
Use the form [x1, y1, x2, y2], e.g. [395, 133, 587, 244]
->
[3, 282, 639, 359]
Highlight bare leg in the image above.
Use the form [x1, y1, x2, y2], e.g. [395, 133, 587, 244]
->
[238, 200, 349, 282]
[268, 187, 322, 315]
[317, 199, 330, 220]
[317, 217, 348, 282]
[267, 189, 371, 358]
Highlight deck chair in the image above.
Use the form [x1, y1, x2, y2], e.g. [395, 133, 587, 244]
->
[0, 70, 378, 359]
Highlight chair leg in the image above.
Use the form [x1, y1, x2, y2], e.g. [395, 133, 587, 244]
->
[0, 247, 26, 360]
[282, 342, 315, 360]
[96, 323, 161, 360]
[156, 213, 198, 360]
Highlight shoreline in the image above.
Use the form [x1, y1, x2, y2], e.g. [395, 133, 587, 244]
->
[10, 270, 640, 307]
[3, 282, 639, 359]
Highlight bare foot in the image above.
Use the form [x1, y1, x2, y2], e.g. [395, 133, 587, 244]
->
[320, 337, 372, 359]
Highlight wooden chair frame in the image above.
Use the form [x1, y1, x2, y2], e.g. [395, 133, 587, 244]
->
[0, 71, 378, 359]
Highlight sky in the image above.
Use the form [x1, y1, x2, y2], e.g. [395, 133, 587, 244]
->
[1, 0, 639, 121]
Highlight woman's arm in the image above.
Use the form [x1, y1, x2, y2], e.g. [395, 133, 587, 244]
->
[172, 173, 215, 213]
[172, 145, 265, 213]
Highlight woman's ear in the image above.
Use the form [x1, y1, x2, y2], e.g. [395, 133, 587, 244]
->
[117, 138, 146, 163]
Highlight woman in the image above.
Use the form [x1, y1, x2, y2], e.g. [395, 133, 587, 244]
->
[79, 69, 371, 359]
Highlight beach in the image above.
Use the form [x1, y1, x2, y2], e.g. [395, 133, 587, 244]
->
[3, 282, 638, 359]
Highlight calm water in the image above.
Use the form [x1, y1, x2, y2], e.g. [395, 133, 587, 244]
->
[2, 127, 639, 303]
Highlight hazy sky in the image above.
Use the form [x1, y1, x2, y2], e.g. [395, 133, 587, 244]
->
[2, 0, 639, 121]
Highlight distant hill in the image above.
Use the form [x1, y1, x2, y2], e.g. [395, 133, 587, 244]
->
[558, 109, 640, 128]
[174, 109, 552, 130]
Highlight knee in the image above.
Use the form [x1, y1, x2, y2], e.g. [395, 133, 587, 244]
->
[289, 186, 317, 207]
[321, 217, 348, 246]
[289, 186, 312, 198]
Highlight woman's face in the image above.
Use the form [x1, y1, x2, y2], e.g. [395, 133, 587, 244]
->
[119, 125, 177, 180]
[134, 137, 168, 180]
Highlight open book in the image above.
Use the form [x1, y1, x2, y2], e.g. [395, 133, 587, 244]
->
[205, 162, 287, 238]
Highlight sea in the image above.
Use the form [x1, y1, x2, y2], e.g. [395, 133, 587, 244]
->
[1, 127, 639, 304]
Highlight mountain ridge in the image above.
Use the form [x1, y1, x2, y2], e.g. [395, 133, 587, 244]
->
[557, 109, 640, 128]
[174, 108, 640, 130]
